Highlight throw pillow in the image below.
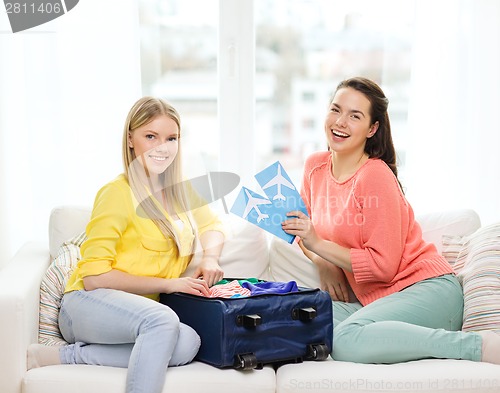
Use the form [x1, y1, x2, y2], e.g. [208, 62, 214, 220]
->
[182, 214, 271, 280]
[442, 223, 500, 333]
[418, 209, 481, 255]
[38, 231, 87, 346]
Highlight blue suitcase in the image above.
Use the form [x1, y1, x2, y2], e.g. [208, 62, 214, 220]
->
[160, 283, 333, 370]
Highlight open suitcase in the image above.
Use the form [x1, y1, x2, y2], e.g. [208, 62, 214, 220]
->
[160, 282, 333, 370]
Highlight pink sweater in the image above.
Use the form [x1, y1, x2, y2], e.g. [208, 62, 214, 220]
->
[301, 152, 454, 305]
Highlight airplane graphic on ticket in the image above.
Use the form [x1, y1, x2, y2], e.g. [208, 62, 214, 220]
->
[230, 161, 308, 243]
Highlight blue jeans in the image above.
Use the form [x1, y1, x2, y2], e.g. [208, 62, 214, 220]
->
[58, 289, 200, 393]
[332, 274, 482, 363]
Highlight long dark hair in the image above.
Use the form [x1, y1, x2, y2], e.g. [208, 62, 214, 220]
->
[335, 77, 401, 188]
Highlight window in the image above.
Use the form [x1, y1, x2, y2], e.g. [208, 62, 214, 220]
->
[138, 0, 415, 187]
[138, 0, 219, 178]
[254, 0, 415, 185]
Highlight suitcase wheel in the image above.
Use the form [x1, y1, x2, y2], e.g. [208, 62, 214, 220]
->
[235, 353, 258, 370]
[306, 344, 330, 361]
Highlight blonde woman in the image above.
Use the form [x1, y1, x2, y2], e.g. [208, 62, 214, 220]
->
[28, 97, 226, 393]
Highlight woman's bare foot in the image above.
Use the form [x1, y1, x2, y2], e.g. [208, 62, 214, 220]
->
[478, 331, 500, 364]
[27, 344, 61, 370]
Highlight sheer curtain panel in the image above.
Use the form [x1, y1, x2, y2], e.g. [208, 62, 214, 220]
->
[0, 0, 141, 262]
[406, 0, 500, 225]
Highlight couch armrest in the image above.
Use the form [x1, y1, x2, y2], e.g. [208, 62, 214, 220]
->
[0, 242, 50, 393]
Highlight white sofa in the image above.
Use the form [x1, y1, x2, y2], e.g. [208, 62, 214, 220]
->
[1, 206, 500, 393]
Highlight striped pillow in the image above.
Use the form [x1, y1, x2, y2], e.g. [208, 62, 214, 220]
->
[38, 232, 87, 346]
[442, 223, 500, 333]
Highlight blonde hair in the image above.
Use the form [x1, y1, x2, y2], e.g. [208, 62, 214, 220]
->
[122, 96, 195, 256]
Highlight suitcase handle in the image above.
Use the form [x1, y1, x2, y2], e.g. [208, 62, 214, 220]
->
[292, 306, 317, 321]
[236, 314, 262, 328]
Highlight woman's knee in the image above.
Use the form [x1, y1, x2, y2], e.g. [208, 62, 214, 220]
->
[142, 304, 181, 333]
[331, 322, 365, 362]
[168, 323, 201, 367]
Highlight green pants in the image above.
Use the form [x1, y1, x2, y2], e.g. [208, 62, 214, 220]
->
[332, 274, 482, 363]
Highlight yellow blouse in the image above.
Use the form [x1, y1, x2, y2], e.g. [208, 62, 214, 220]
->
[64, 174, 225, 300]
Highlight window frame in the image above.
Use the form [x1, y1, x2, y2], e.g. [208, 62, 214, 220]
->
[218, 0, 256, 183]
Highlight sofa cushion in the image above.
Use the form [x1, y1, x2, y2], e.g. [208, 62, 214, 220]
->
[268, 239, 320, 288]
[49, 206, 91, 258]
[417, 209, 481, 255]
[23, 362, 276, 393]
[442, 222, 500, 333]
[276, 358, 500, 393]
[182, 214, 270, 280]
[39, 232, 86, 345]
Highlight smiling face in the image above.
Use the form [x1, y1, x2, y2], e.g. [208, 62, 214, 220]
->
[325, 87, 378, 157]
[128, 114, 179, 177]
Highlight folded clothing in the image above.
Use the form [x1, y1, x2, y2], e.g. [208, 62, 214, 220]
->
[201, 279, 299, 299]
[206, 280, 252, 298]
[241, 280, 298, 295]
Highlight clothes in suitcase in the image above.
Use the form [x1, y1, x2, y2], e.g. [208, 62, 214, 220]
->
[159, 280, 333, 370]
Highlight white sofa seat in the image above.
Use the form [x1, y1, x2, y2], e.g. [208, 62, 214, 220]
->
[276, 358, 500, 393]
[23, 362, 276, 393]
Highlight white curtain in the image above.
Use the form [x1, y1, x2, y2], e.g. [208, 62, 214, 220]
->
[405, 0, 500, 225]
[0, 0, 141, 263]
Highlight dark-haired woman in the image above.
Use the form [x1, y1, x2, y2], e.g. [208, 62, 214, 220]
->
[282, 77, 500, 364]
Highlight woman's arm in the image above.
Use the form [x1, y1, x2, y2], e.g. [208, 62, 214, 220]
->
[297, 240, 350, 302]
[191, 230, 225, 287]
[83, 270, 210, 296]
[187, 186, 226, 286]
